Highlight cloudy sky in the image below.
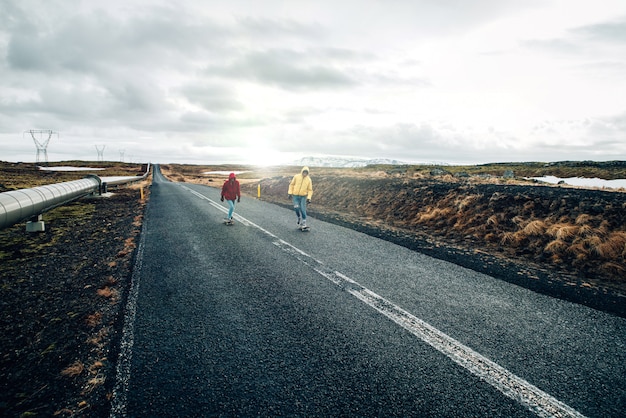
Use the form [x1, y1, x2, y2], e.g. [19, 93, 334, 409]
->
[1, 0, 625, 165]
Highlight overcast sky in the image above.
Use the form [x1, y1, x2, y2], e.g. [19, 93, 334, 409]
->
[1, 0, 625, 165]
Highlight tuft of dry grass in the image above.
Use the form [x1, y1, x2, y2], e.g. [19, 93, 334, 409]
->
[457, 194, 483, 211]
[597, 232, 626, 259]
[61, 361, 84, 377]
[545, 239, 568, 254]
[86, 327, 110, 347]
[85, 312, 102, 328]
[486, 215, 499, 226]
[547, 223, 579, 240]
[82, 375, 106, 395]
[501, 231, 525, 246]
[484, 233, 498, 242]
[577, 224, 594, 237]
[116, 237, 136, 258]
[132, 215, 143, 227]
[417, 207, 453, 223]
[96, 286, 119, 301]
[522, 220, 547, 236]
[567, 241, 589, 260]
[88, 360, 105, 373]
[585, 236, 604, 257]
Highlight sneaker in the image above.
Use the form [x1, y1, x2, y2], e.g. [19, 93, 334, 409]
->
[301, 220, 307, 228]
[297, 216, 301, 224]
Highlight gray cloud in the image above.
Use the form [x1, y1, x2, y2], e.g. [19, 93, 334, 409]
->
[1, 1, 624, 165]
[179, 84, 243, 113]
[6, 9, 226, 76]
[573, 18, 626, 43]
[205, 49, 357, 90]
[523, 16, 626, 54]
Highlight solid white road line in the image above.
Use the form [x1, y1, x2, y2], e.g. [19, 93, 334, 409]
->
[110, 216, 147, 417]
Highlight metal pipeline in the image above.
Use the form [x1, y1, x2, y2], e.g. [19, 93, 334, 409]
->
[0, 176, 102, 230]
[0, 163, 151, 231]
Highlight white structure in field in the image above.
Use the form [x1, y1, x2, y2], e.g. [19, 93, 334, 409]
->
[95, 145, 106, 162]
[24, 129, 59, 163]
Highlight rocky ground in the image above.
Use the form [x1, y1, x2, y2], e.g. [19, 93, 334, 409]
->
[1, 160, 625, 416]
[0, 162, 148, 417]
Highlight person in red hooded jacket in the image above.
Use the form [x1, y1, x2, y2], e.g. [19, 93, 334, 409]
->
[221, 172, 241, 223]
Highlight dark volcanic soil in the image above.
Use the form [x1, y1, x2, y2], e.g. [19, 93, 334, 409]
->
[0, 186, 146, 417]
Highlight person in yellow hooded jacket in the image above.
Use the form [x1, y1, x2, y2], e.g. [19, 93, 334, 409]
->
[288, 166, 313, 228]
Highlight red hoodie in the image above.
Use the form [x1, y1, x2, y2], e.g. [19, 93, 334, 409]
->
[221, 173, 241, 201]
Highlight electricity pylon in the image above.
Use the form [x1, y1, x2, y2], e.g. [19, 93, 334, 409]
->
[24, 129, 59, 164]
[95, 145, 105, 162]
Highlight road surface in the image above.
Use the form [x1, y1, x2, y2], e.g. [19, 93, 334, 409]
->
[111, 166, 626, 417]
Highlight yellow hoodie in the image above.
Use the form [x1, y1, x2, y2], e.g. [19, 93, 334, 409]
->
[288, 166, 313, 199]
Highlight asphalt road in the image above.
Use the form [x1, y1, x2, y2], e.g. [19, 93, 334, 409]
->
[111, 166, 626, 417]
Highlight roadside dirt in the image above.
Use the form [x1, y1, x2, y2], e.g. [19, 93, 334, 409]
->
[0, 162, 148, 417]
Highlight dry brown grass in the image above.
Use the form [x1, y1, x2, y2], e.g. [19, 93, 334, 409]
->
[545, 239, 568, 254]
[417, 207, 453, 223]
[597, 232, 626, 259]
[567, 242, 589, 260]
[585, 236, 605, 257]
[61, 361, 84, 377]
[578, 224, 594, 237]
[501, 231, 525, 246]
[86, 327, 110, 347]
[132, 215, 143, 227]
[522, 220, 547, 236]
[486, 215, 499, 226]
[126, 178, 151, 191]
[547, 223, 579, 240]
[83, 374, 106, 395]
[96, 286, 119, 302]
[85, 312, 103, 328]
[457, 194, 483, 211]
[116, 237, 137, 258]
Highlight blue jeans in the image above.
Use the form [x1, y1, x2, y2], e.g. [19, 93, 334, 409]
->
[292, 195, 307, 220]
[227, 200, 236, 219]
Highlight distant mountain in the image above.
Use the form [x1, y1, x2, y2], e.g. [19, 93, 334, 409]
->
[291, 156, 407, 168]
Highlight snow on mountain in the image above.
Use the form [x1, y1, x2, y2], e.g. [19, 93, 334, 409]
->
[291, 156, 407, 168]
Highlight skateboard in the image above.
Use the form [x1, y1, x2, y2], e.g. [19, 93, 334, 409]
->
[299, 226, 310, 232]
[224, 219, 234, 226]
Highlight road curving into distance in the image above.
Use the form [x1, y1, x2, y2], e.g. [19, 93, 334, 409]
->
[111, 165, 625, 417]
